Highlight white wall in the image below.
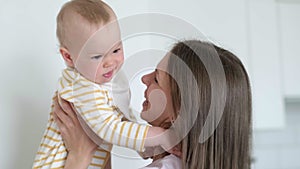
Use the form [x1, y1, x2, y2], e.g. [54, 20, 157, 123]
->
[279, 2, 300, 98]
[1, 0, 299, 169]
[0, 1, 66, 169]
[252, 101, 300, 169]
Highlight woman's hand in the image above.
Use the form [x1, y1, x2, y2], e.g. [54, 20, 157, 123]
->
[52, 94, 97, 169]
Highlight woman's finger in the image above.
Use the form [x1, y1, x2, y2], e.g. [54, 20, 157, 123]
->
[53, 112, 71, 151]
[53, 112, 64, 134]
[53, 112, 67, 139]
[57, 95, 73, 114]
[57, 95, 78, 125]
[53, 96, 74, 130]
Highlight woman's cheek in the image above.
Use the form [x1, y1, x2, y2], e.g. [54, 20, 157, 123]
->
[141, 89, 167, 123]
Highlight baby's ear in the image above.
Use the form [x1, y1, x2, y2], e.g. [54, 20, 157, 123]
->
[169, 143, 182, 158]
[59, 47, 74, 67]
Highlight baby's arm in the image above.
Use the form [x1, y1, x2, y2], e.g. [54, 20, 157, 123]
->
[62, 94, 171, 153]
[77, 99, 172, 151]
[144, 126, 174, 151]
[120, 114, 170, 150]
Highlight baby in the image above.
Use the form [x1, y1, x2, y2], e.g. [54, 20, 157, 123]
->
[33, 0, 167, 168]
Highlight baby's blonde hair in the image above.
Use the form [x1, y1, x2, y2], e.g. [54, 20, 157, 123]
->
[56, 0, 114, 47]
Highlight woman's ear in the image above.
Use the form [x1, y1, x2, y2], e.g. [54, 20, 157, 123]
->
[60, 47, 74, 67]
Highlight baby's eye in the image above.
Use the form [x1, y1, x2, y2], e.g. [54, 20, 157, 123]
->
[91, 55, 103, 59]
[154, 77, 158, 83]
[113, 48, 121, 53]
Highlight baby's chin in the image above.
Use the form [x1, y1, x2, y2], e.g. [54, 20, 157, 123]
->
[92, 77, 112, 84]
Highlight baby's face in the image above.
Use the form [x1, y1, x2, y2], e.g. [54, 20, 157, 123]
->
[69, 17, 124, 84]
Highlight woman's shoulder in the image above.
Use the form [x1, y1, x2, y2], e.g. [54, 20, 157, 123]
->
[140, 154, 182, 169]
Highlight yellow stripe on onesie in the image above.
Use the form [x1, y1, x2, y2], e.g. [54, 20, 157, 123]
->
[33, 68, 149, 169]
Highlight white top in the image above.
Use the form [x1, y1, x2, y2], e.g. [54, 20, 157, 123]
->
[140, 154, 182, 169]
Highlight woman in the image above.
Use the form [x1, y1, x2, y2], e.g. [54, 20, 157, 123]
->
[53, 40, 252, 169]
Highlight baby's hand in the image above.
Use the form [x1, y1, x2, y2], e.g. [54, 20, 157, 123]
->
[138, 146, 166, 159]
[138, 147, 155, 159]
[160, 127, 180, 152]
[168, 143, 182, 158]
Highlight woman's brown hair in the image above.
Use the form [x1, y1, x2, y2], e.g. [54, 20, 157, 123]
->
[167, 40, 252, 169]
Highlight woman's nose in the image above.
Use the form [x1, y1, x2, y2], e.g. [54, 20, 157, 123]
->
[142, 72, 153, 86]
[142, 74, 149, 85]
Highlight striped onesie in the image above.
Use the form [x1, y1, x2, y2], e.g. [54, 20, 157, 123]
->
[33, 68, 149, 169]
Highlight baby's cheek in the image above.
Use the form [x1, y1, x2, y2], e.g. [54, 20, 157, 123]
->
[77, 62, 99, 81]
[118, 54, 124, 65]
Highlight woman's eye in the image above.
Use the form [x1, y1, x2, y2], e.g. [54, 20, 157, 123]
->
[91, 55, 103, 59]
[113, 48, 121, 53]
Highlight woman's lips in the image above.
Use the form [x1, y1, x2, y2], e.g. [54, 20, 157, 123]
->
[142, 100, 149, 110]
[143, 100, 148, 106]
[103, 70, 113, 78]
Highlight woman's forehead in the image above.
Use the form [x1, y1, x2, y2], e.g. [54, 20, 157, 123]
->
[156, 53, 170, 72]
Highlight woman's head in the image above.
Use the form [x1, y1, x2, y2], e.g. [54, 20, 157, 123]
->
[141, 40, 252, 169]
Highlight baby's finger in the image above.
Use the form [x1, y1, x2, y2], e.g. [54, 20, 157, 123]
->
[168, 145, 182, 158]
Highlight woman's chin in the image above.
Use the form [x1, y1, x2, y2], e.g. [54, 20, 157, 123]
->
[141, 110, 153, 123]
[140, 110, 147, 121]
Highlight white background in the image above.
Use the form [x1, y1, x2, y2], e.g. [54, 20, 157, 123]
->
[0, 0, 299, 169]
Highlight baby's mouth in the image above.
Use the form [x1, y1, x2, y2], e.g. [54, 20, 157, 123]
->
[103, 70, 113, 78]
